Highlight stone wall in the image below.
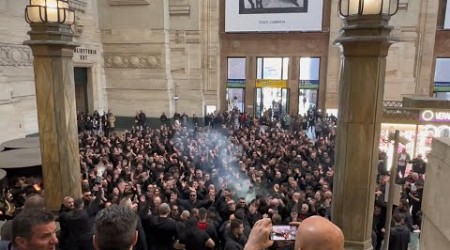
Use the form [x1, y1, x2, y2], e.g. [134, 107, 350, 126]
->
[0, 0, 39, 144]
[0, 0, 106, 144]
[420, 137, 450, 249]
[325, 0, 440, 112]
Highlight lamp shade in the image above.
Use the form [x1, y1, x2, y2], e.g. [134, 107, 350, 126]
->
[339, 0, 399, 17]
[25, 0, 75, 25]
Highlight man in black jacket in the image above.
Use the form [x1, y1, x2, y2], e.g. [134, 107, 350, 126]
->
[224, 219, 247, 250]
[146, 203, 178, 250]
[389, 214, 410, 250]
[66, 198, 93, 250]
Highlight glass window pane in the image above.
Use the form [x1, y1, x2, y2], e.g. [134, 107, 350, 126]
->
[282, 57, 289, 80]
[262, 58, 282, 79]
[227, 88, 245, 112]
[300, 58, 320, 81]
[257, 58, 263, 79]
[434, 58, 450, 82]
[445, 0, 450, 29]
[227, 58, 246, 80]
[435, 92, 450, 100]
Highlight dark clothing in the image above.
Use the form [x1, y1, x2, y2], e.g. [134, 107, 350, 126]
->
[147, 216, 178, 250]
[66, 209, 93, 250]
[224, 233, 246, 250]
[136, 218, 148, 250]
[197, 221, 218, 245]
[389, 224, 410, 250]
[0, 221, 12, 241]
[58, 206, 73, 250]
[0, 241, 10, 250]
[180, 229, 210, 250]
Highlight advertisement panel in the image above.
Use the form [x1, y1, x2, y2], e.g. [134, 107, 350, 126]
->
[225, 0, 323, 32]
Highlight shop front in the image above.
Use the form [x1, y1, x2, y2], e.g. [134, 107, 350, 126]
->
[255, 79, 289, 118]
[380, 108, 450, 167]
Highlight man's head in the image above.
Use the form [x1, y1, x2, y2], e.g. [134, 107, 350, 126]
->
[230, 219, 244, 237]
[294, 216, 344, 250]
[12, 209, 58, 250]
[93, 205, 138, 250]
[23, 194, 45, 211]
[63, 196, 74, 210]
[158, 203, 171, 216]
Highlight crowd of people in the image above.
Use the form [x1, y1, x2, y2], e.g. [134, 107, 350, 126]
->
[0, 107, 427, 250]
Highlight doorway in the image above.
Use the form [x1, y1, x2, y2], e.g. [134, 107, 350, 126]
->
[298, 89, 318, 116]
[74, 67, 88, 114]
[255, 87, 289, 119]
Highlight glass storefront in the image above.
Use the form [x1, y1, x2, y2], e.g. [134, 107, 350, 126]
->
[255, 57, 289, 118]
[434, 58, 450, 99]
[227, 57, 246, 112]
[380, 123, 450, 169]
[299, 57, 320, 115]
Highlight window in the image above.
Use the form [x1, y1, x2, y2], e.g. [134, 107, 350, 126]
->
[257, 57, 289, 80]
[299, 57, 320, 115]
[227, 58, 246, 112]
[227, 58, 246, 80]
[445, 0, 450, 29]
[300, 57, 320, 83]
[434, 58, 450, 100]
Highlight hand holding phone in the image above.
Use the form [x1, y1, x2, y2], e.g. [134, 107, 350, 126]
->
[270, 225, 298, 241]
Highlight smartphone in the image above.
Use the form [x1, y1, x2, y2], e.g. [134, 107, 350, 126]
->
[270, 225, 298, 241]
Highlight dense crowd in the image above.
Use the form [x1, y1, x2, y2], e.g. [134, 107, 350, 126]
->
[0, 107, 426, 250]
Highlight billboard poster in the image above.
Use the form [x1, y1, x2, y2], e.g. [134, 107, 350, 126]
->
[240, 0, 308, 14]
[226, 0, 323, 32]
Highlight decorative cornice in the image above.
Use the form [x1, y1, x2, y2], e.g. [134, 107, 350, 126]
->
[69, 0, 87, 13]
[399, 0, 408, 10]
[169, 5, 191, 16]
[0, 44, 33, 67]
[109, 0, 150, 6]
[104, 54, 160, 68]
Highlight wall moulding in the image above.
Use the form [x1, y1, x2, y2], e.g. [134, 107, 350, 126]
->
[69, 0, 87, 12]
[109, 0, 150, 6]
[0, 44, 33, 67]
[169, 5, 190, 15]
[104, 54, 160, 68]
[399, 0, 409, 10]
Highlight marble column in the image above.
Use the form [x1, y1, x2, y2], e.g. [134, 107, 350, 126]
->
[332, 16, 394, 250]
[25, 23, 81, 211]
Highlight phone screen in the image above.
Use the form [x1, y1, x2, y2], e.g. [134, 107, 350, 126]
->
[270, 225, 298, 241]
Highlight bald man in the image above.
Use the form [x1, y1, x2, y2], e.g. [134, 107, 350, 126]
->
[244, 216, 344, 250]
[294, 216, 344, 250]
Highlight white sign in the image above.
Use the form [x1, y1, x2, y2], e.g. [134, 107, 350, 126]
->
[420, 110, 450, 123]
[445, 0, 450, 29]
[225, 0, 323, 32]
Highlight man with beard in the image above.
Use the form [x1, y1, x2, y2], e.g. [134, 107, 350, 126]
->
[59, 196, 75, 250]
[65, 199, 93, 250]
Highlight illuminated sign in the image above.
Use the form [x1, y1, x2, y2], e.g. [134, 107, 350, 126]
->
[420, 110, 450, 123]
[256, 79, 288, 88]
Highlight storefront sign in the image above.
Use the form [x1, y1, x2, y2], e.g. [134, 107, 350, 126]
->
[227, 79, 246, 88]
[420, 110, 450, 123]
[256, 79, 288, 88]
[434, 81, 450, 92]
[299, 80, 319, 89]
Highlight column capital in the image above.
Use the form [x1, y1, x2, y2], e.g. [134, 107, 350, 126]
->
[335, 15, 396, 57]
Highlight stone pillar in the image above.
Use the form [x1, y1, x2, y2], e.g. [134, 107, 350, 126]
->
[421, 138, 450, 250]
[332, 16, 394, 250]
[25, 23, 81, 211]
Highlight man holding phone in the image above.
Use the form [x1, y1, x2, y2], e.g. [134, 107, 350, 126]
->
[244, 217, 344, 250]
